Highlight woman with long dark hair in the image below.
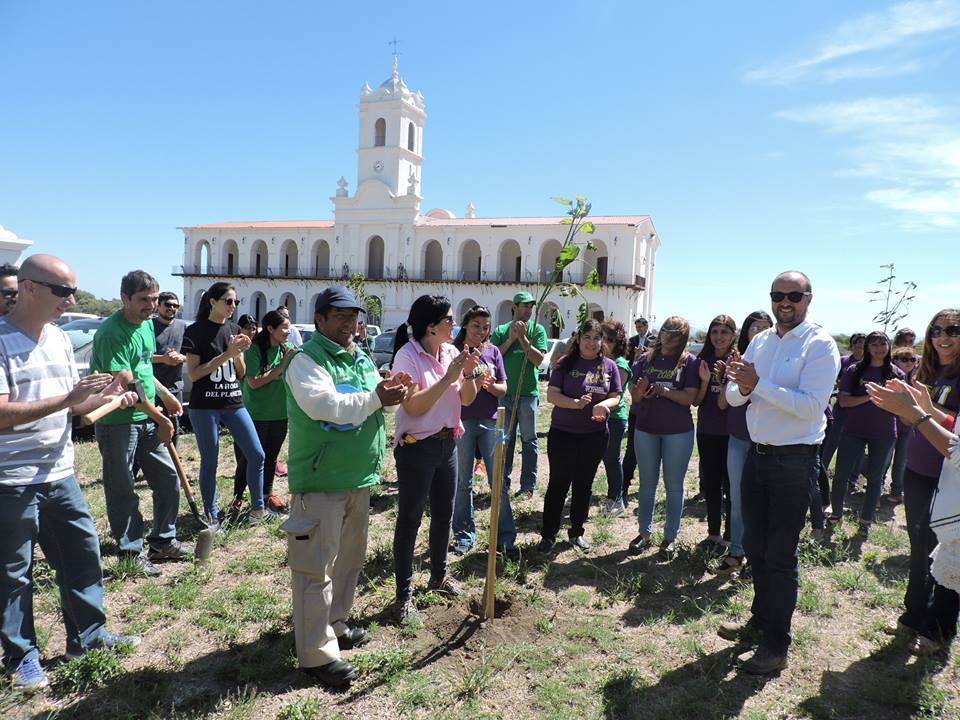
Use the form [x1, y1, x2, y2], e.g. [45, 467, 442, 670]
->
[898, 309, 960, 654]
[715, 310, 772, 576]
[451, 305, 516, 558]
[538, 319, 622, 553]
[884, 345, 920, 504]
[232, 309, 293, 513]
[600, 320, 631, 517]
[828, 331, 903, 533]
[694, 314, 737, 550]
[628, 315, 700, 560]
[182, 282, 267, 525]
[390, 295, 482, 623]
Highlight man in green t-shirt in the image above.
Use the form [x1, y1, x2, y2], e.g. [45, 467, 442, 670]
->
[490, 291, 547, 497]
[91, 270, 185, 577]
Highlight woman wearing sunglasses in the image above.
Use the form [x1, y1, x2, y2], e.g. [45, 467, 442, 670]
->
[693, 315, 738, 552]
[628, 316, 700, 560]
[897, 310, 960, 654]
[884, 346, 920, 503]
[390, 295, 482, 623]
[828, 331, 903, 534]
[451, 305, 516, 559]
[182, 282, 267, 526]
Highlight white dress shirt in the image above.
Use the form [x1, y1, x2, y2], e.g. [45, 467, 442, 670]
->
[725, 320, 840, 446]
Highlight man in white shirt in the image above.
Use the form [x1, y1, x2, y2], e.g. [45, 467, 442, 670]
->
[720, 270, 840, 675]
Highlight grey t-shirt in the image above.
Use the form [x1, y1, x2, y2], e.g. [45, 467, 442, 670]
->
[0, 319, 79, 486]
[153, 317, 186, 398]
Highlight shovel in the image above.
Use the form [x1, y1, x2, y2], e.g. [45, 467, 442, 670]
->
[165, 441, 216, 564]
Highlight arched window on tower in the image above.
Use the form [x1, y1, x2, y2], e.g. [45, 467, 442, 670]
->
[374, 118, 386, 147]
[407, 122, 415, 152]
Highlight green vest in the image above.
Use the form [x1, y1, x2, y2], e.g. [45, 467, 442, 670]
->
[284, 332, 385, 493]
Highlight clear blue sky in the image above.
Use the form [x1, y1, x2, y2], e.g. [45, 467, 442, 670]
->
[2, 0, 957, 335]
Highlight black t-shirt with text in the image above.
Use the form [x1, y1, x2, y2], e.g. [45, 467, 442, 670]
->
[181, 318, 243, 409]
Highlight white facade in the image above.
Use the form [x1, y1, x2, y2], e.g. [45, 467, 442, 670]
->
[178, 59, 660, 337]
[0, 225, 33, 266]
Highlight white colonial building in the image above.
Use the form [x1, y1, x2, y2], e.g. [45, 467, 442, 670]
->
[177, 59, 660, 337]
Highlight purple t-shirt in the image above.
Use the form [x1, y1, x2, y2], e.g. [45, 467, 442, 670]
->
[839, 364, 905, 440]
[631, 352, 700, 435]
[696, 356, 728, 436]
[461, 343, 507, 421]
[907, 369, 960, 478]
[549, 355, 622, 434]
[727, 402, 750, 441]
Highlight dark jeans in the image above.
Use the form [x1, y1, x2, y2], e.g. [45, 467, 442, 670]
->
[809, 455, 828, 531]
[902, 468, 960, 641]
[622, 413, 637, 497]
[542, 427, 608, 541]
[0, 477, 108, 668]
[604, 417, 628, 501]
[885, 430, 910, 498]
[742, 445, 816, 656]
[830, 433, 896, 524]
[393, 436, 457, 602]
[697, 433, 729, 537]
[235, 419, 288, 500]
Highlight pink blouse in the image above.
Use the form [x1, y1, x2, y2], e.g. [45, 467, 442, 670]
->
[392, 339, 464, 446]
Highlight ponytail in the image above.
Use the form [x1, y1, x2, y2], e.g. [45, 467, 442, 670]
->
[253, 310, 286, 369]
[391, 323, 411, 369]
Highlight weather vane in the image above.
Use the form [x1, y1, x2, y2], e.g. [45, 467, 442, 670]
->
[389, 37, 401, 58]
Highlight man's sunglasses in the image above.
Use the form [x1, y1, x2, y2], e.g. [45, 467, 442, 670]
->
[29, 279, 77, 298]
[930, 324, 960, 338]
[163, 302, 180, 309]
[770, 291, 811, 303]
[1, 289, 18, 299]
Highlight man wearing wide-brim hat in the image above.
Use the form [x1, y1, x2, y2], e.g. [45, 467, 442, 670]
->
[281, 285, 410, 689]
[490, 290, 548, 498]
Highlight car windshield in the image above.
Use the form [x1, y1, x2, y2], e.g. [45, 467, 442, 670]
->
[64, 328, 98, 351]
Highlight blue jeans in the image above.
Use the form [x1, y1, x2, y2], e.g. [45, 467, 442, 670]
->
[725, 436, 750, 557]
[830, 433, 896, 524]
[95, 421, 180, 555]
[188, 407, 265, 516]
[501, 394, 539, 492]
[453, 418, 517, 550]
[603, 417, 628, 501]
[634, 430, 695, 543]
[394, 436, 457, 602]
[742, 445, 816, 655]
[0, 476, 108, 668]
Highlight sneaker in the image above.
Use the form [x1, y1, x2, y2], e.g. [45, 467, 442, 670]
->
[147, 539, 189, 562]
[66, 632, 142, 660]
[715, 554, 746, 577]
[738, 646, 788, 675]
[628, 534, 651, 555]
[248, 507, 281, 525]
[826, 514, 842, 530]
[603, 498, 625, 517]
[266, 494, 287, 512]
[855, 523, 870, 540]
[514, 488, 534, 500]
[275, 462, 288, 476]
[718, 619, 763, 645]
[12, 657, 49, 692]
[125, 554, 161, 578]
[302, 659, 357, 689]
[426, 575, 464, 597]
[228, 497, 244, 513]
[570, 535, 591, 552]
[336, 627, 370, 650]
[474, 459, 486, 479]
[451, 542, 472, 557]
[536, 537, 556, 554]
[886, 494, 904, 505]
[657, 541, 676, 561]
[688, 492, 704, 503]
[394, 597, 421, 625]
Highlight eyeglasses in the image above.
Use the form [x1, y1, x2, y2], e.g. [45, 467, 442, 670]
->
[163, 302, 180, 309]
[28, 279, 77, 298]
[1, 289, 17, 299]
[437, 315, 454, 325]
[770, 291, 811, 303]
[930, 324, 960, 338]
[220, 298, 239, 306]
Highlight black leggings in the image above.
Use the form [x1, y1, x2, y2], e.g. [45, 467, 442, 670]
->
[542, 427, 608, 541]
[234, 419, 287, 499]
[697, 433, 729, 537]
[622, 413, 637, 498]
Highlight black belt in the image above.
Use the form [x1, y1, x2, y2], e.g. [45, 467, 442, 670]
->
[429, 427, 455, 440]
[752, 442, 819, 457]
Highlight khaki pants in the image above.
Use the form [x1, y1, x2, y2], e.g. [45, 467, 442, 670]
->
[282, 487, 370, 668]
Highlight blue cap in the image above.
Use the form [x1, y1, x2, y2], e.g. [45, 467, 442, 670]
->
[315, 285, 364, 313]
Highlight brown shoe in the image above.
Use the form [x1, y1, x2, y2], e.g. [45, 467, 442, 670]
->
[738, 646, 788, 675]
[718, 619, 763, 646]
[427, 574, 464, 597]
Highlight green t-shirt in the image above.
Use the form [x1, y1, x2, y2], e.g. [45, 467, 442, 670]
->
[613, 355, 631, 421]
[241, 342, 293, 421]
[90, 311, 157, 424]
[490, 320, 548, 397]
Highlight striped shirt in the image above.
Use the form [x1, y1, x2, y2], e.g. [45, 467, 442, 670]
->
[0, 319, 78, 486]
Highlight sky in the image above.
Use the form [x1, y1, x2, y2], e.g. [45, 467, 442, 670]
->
[1, 0, 958, 335]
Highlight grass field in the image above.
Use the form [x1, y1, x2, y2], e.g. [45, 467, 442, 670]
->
[3, 398, 959, 719]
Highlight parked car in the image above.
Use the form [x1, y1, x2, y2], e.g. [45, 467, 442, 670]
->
[366, 324, 381, 339]
[373, 330, 396, 372]
[687, 342, 704, 355]
[54, 312, 100, 326]
[538, 338, 562, 379]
